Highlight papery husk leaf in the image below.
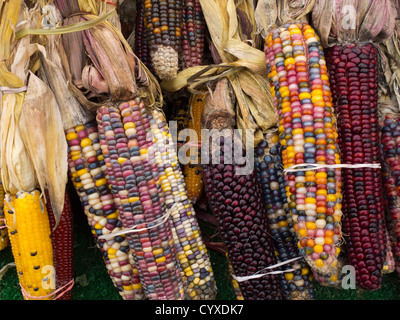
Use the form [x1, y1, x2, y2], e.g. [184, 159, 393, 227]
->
[199, 0, 235, 62]
[224, 38, 267, 73]
[60, 15, 86, 84]
[312, 0, 395, 47]
[19, 72, 68, 228]
[0, 4, 43, 195]
[227, 0, 240, 40]
[254, 0, 279, 39]
[15, 8, 117, 39]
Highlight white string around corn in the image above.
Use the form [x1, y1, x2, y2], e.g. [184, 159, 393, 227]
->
[231, 256, 303, 282]
[0, 86, 27, 111]
[98, 203, 178, 241]
[283, 163, 381, 174]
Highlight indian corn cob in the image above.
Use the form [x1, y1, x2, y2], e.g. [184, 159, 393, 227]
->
[4, 191, 55, 300]
[255, 131, 314, 299]
[135, 0, 153, 72]
[45, 190, 74, 300]
[0, 179, 10, 250]
[183, 93, 207, 204]
[96, 99, 184, 300]
[66, 122, 144, 300]
[380, 116, 400, 275]
[325, 43, 387, 290]
[265, 23, 343, 282]
[202, 79, 282, 300]
[144, 0, 183, 79]
[181, 0, 206, 68]
[149, 109, 216, 299]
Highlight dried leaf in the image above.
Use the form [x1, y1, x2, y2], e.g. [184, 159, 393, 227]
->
[19, 72, 68, 228]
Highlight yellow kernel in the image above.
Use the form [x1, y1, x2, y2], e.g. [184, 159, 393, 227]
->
[124, 122, 135, 130]
[315, 259, 324, 268]
[156, 256, 166, 263]
[81, 138, 92, 148]
[314, 245, 323, 253]
[95, 178, 107, 187]
[118, 157, 129, 164]
[284, 272, 294, 281]
[66, 132, 78, 140]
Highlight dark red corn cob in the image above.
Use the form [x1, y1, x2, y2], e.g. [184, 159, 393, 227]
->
[135, 0, 153, 72]
[182, 0, 206, 68]
[203, 137, 283, 300]
[46, 190, 74, 300]
[325, 43, 387, 290]
[380, 116, 400, 275]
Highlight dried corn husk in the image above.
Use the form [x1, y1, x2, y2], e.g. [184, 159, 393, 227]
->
[19, 72, 68, 228]
[312, 0, 396, 48]
[21, 3, 162, 112]
[255, 0, 315, 38]
[0, 1, 38, 195]
[0, 1, 67, 226]
[162, 0, 277, 146]
[380, 21, 400, 112]
[39, 36, 94, 130]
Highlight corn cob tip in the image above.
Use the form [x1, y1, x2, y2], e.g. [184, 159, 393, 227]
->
[151, 45, 179, 80]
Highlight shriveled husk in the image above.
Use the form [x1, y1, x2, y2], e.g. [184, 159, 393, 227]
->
[162, 0, 277, 146]
[311, 0, 396, 48]
[380, 21, 400, 112]
[0, 1, 38, 195]
[39, 35, 94, 130]
[255, 0, 315, 39]
[20, 3, 162, 112]
[0, 1, 67, 227]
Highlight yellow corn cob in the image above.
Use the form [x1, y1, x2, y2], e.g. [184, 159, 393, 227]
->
[4, 195, 25, 289]
[11, 191, 55, 300]
[183, 93, 207, 203]
[0, 179, 10, 250]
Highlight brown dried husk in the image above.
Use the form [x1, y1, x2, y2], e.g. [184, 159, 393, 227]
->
[23, 4, 163, 112]
[255, 0, 314, 39]
[312, 0, 396, 48]
[19, 72, 68, 228]
[380, 21, 400, 112]
[39, 36, 94, 130]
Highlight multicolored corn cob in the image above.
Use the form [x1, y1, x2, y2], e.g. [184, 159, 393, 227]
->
[96, 99, 184, 300]
[265, 23, 343, 281]
[255, 131, 314, 300]
[181, 0, 206, 68]
[149, 108, 216, 299]
[380, 116, 400, 275]
[66, 122, 143, 300]
[135, 0, 153, 72]
[144, 0, 183, 79]
[325, 43, 387, 290]
[265, 23, 342, 281]
[4, 191, 55, 300]
[0, 179, 9, 250]
[183, 93, 206, 204]
[46, 190, 74, 300]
